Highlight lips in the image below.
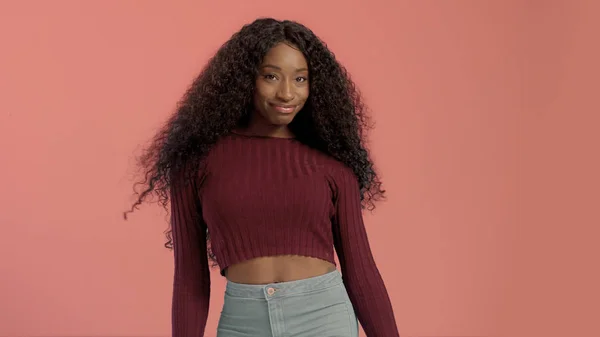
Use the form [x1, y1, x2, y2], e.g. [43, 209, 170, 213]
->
[270, 103, 297, 114]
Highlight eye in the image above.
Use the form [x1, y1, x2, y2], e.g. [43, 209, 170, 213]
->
[296, 77, 308, 83]
[263, 74, 278, 81]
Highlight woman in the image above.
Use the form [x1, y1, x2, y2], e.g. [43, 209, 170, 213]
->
[125, 18, 400, 337]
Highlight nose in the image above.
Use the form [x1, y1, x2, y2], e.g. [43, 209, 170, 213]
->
[276, 80, 294, 101]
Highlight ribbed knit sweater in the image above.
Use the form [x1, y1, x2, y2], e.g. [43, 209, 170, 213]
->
[170, 132, 399, 337]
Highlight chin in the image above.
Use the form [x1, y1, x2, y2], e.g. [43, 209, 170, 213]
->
[268, 113, 296, 125]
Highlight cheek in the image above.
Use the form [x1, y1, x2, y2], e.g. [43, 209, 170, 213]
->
[253, 89, 265, 108]
[299, 87, 310, 103]
[254, 84, 273, 104]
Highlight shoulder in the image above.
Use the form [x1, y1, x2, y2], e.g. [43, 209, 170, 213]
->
[199, 133, 240, 169]
[312, 152, 358, 192]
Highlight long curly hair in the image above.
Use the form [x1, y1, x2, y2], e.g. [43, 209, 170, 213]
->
[124, 18, 385, 260]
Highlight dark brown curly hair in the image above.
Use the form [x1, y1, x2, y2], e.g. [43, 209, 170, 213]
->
[124, 17, 385, 263]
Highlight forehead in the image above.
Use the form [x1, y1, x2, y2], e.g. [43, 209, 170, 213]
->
[261, 43, 308, 68]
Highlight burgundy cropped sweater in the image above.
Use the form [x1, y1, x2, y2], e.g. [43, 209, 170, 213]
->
[170, 132, 399, 337]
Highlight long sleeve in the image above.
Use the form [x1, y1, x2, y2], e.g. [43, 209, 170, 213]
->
[170, 168, 211, 337]
[331, 166, 400, 337]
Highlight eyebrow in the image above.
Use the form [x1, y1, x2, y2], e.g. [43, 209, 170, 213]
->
[261, 64, 308, 72]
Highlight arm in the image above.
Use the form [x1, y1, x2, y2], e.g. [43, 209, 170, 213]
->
[332, 167, 400, 337]
[170, 168, 211, 337]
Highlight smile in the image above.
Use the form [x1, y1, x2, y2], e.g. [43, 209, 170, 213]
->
[270, 104, 297, 114]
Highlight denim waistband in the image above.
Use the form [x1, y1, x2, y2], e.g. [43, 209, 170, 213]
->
[225, 269, 344, 299]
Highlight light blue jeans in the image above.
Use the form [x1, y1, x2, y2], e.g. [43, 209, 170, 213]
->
[217, 269, 359, 337]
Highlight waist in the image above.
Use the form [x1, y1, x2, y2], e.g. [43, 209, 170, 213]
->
[215, 247, 337, 276]
[225, 269, 344, 299]
[224, 255, 336, 284]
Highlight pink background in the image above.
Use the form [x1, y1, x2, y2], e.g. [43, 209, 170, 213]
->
[1, 1, 598, 337]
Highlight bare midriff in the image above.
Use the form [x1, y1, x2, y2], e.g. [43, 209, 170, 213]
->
[224, 255, 337, 285]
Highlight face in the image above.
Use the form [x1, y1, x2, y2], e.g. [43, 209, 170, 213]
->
[252, 42, 309, 130]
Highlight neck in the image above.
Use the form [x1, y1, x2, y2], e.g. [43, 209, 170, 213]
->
[241, 118, 295, 139]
